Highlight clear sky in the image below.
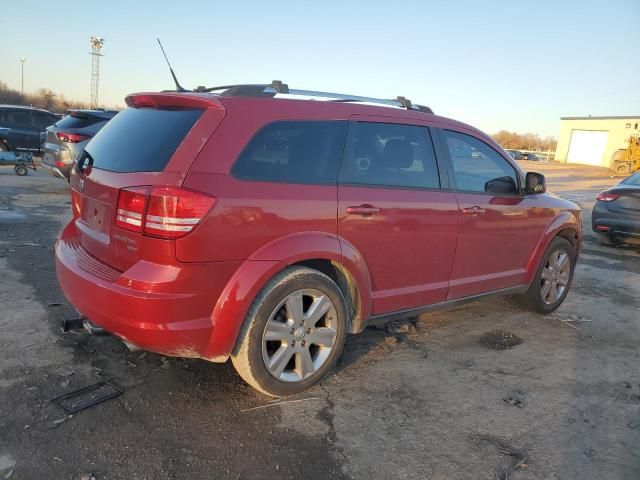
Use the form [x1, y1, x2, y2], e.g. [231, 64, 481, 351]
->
[2, 0, 639, 137]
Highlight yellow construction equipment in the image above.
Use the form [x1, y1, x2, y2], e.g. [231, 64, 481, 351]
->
[611, 134, 640, 175]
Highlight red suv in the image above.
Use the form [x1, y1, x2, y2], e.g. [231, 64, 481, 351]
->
[55, 83, 582, 396]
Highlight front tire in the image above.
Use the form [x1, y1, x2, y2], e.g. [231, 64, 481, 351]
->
[14, 165, 28, 176]
[517, 237, 576, 314]
[231, 266, 348, 397]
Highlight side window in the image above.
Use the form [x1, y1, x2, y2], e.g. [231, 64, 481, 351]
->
[231, 121, 347, 184]
[440, 130, 519, 194]
[34, 112, 56, 130]
[339, 122, 440, 189]
[6, 110, 33, 128]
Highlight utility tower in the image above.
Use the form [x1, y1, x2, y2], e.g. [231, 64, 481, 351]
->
[89, 36, 104, 109]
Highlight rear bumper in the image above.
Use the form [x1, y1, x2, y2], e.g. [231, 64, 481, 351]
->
[55, 221, 240, 360]
[592, 202, 640, 238]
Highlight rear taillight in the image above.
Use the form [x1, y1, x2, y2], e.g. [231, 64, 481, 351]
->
[145, 187, 215, 238]
[596, 191, 620, 202]
[54, 160, 65, 168]
[115, 187, 214, 238]
[115, 187, 149, 233]
[56, 132, 90, 143]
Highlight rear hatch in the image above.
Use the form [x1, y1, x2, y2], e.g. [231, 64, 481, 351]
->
[70, 93, 225, 272]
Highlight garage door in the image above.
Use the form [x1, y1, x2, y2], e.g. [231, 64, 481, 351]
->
[566, 130, 609, 166]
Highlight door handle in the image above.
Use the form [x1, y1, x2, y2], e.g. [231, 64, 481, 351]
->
[346, 205, 380, 216]
[461, 206, 486, 215]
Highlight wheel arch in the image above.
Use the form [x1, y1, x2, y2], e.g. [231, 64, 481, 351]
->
[203, 232, 373, 362]
[524, 212, 581, 286]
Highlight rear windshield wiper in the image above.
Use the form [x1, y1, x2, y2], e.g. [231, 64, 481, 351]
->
[76, 150, 94, 174]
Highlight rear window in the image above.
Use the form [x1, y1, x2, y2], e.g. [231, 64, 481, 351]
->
[231, 121, 348, 184]
[55, 114, 103, 129]
[622, 172, 640, 186]
[85, 107, 203, 173]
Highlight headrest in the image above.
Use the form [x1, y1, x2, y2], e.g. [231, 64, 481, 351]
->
[383, 139, 414, 169]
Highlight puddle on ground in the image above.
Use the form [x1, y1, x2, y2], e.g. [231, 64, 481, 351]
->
[479, 330, 523, 350]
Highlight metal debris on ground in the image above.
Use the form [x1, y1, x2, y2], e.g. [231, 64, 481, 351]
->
[240, 397, 322, 413]
[52, 381, 123, 414]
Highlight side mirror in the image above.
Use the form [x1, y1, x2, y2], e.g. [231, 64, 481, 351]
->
[526, 172, 546, 194]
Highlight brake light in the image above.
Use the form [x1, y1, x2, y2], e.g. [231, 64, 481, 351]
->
[54, 160, 65, 168]
[115, 187, 149, 233]
[596, 191, 620, 202]
[114, 187, 214, 238]
[144, 187, 215, 238]
[56, 132, 90, 143]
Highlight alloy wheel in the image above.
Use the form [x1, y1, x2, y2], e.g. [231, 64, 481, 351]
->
[540, 248, 571, 305]
[262, 289, 338, 382]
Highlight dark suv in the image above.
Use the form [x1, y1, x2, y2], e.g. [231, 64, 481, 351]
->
[0, 105, 59, 152]
[55, 83, 582, 396]
[42, 109, 118, 181]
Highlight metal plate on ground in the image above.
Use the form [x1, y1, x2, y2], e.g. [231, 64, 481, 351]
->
[53, 381, 123, 414]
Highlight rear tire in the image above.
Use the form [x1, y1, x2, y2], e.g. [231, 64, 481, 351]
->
[596, 232, 615, 247]
[14, 165, 28, 176]
[517, 237, 576, 314]
[231, 266, 348, 397]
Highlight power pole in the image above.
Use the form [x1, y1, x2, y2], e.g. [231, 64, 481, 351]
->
[20, 57, 25, 95]
[89, 37, 104, 109]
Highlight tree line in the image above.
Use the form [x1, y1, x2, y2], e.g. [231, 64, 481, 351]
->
[0, 81, 89, 113]
[491, 130, 557, 152]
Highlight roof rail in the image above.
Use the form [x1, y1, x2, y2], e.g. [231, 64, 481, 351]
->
[199, 81, 433, 114]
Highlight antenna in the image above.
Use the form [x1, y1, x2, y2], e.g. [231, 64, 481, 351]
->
[157, 38, 187, 92]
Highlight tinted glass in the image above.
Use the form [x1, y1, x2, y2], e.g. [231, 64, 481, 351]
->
[85, 108, 202, 173]
[6, 110, 32, 127]
[232, 121, 347, 184]
[339, 122, 440, 189]
[54, 114, 102, 130]
[621, 171, 640, 186]
[441, 130, 518, 194]
[34, 112, 57, 129]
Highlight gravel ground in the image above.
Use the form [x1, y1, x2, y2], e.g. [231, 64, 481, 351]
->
[0, 161, 638, 480]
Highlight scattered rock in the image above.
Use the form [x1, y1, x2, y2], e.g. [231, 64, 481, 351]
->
[478, 330, 523, 350]
[627, 421, 640, 429]
[503, 391, 526, 408]
[583, 449, 595, 459]
[385, 318, 418, 335]
[384, 336, 400, 346]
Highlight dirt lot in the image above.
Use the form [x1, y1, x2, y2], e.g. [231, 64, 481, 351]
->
[0, 161, 638, 480]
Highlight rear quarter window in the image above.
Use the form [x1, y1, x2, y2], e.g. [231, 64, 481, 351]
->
[231, 121, 348, 184]
[85, 107, 203, 173]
